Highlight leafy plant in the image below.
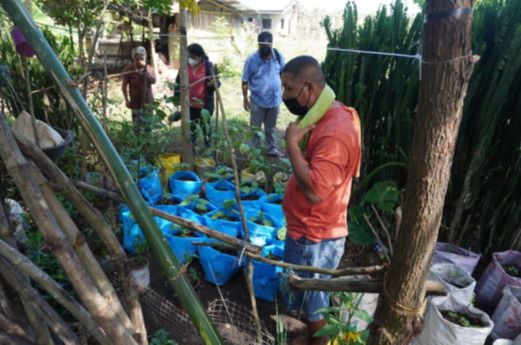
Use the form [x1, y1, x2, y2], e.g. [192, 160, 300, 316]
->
[134, 234, 149, 264]
[247, 212, 273, 227]
[148, 328, 178, 345]
[315, 292, 372, 344]
[448, 312, 471, 327]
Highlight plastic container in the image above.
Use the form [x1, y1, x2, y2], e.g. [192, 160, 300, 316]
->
[169, 171, 202, 198]
[42, 127, 73, 161]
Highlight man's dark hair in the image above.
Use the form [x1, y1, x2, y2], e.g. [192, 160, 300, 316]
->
[258, 31, 273, 44]
[188, 43, 207, 58]
[282, 55, 325, 88]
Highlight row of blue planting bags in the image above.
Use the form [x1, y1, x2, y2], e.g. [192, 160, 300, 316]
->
[121, 171, 286, 301]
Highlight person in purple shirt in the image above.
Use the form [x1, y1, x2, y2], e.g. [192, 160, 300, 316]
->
[242, 31, 285, 157]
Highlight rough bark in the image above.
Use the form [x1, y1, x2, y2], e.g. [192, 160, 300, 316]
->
[367, 0, 478, 343]
[0, 113, 139, 345]
[12, 130, 147, 344]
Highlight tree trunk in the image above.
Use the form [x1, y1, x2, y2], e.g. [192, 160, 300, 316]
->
[178, 9, 193, 171]
[367, 1, 478, 344]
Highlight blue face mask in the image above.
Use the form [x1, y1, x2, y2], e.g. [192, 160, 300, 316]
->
[283, 84, 310, 116]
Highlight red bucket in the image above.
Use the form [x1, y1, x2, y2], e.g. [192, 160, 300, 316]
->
[10, 27, 35, 57]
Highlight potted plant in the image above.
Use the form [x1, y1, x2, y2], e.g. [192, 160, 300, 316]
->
[429, 263, 476, 306]
[475, 250, 521, 307]
[411, 295, 493, 345]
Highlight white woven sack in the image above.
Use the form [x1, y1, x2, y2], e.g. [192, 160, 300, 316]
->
[411, 294, 493, 345]
[430, 263, 476, 305]
[12, 110, 64, 148]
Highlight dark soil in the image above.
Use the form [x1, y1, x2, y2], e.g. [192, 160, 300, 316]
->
[214, 186, 230, 191]
[178, 177, 196, 181]
[242, 195, 260, 201]
[440, 309, 486, 328]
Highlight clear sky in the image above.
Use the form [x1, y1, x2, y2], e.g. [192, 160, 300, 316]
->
[299, 0, 421, 15]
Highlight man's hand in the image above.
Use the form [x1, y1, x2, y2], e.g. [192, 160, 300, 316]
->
[243, 98, 250, 112]
[285, 121, 315, 148]
[125, 100, 131, 109]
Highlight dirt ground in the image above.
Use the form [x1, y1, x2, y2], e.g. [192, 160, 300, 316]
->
[138, 234, 378, 344]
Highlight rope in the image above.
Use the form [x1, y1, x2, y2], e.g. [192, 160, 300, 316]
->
[383, 282, 427, 316]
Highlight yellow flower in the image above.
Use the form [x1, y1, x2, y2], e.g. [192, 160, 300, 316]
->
[328, 331, 362, 345]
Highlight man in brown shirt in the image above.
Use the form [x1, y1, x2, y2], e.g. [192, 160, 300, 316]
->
[121, 46, 157, 126]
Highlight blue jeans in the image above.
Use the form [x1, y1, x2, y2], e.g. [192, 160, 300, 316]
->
[283, 235, 345, 322]
[249, 98, 279, 154]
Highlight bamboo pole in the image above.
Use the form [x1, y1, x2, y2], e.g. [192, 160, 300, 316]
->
[13, 130, 147, 342]
[0, 259, 83, 345]
[0, 2, 223, 343]
[29, 164, 134, 334]
[287, 275, 446, 296]
[0, 177, 54, 345]
[0, 331, 37, 345]
[0, 112, 138, 345]
[0, 313, 34, 344]
[0, 238, 112, 345]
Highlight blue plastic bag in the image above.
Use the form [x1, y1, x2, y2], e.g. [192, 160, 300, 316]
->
[204, 208, 241, 238]
[242, 210, 278, 247]
[247, 245, 283, 301]
[164, 231, 203, 265]
[260, 193, 285, 226]
[169, 171, 202, 198]
[122, 223, 145, 254]
[232, 187, 267, 211]
[197, 238, 242, 285]
[205, 179, 237, 207]
[139, 170, 163, 204]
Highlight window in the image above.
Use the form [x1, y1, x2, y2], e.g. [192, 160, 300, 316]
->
[262, 18, 272, 29]
[280, 19, 284, 29]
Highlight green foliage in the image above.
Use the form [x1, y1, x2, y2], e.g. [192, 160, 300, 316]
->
[148, 329, 178, 345]
[323, 0, 422, 192]
[0, 16, 77, 130]
[315, 292, 371, 344]
[441, 0, 521, 253]
[348, 181, 400, 246]
[25, 229, 75, 320]
[448, 312, 471, 328]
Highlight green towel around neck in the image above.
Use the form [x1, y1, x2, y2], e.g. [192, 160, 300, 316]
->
[296, 84, 336, 151]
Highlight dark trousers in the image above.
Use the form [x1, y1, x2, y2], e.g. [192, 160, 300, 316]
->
[190, 107, 212, 147]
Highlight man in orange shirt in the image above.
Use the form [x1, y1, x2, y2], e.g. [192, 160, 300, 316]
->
[281, 56, 361, 345]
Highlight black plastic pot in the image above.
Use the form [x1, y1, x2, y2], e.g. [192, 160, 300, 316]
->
[42, 127, 73, 161]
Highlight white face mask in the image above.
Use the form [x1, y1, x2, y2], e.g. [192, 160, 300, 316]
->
[188, 57, 200, 67]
